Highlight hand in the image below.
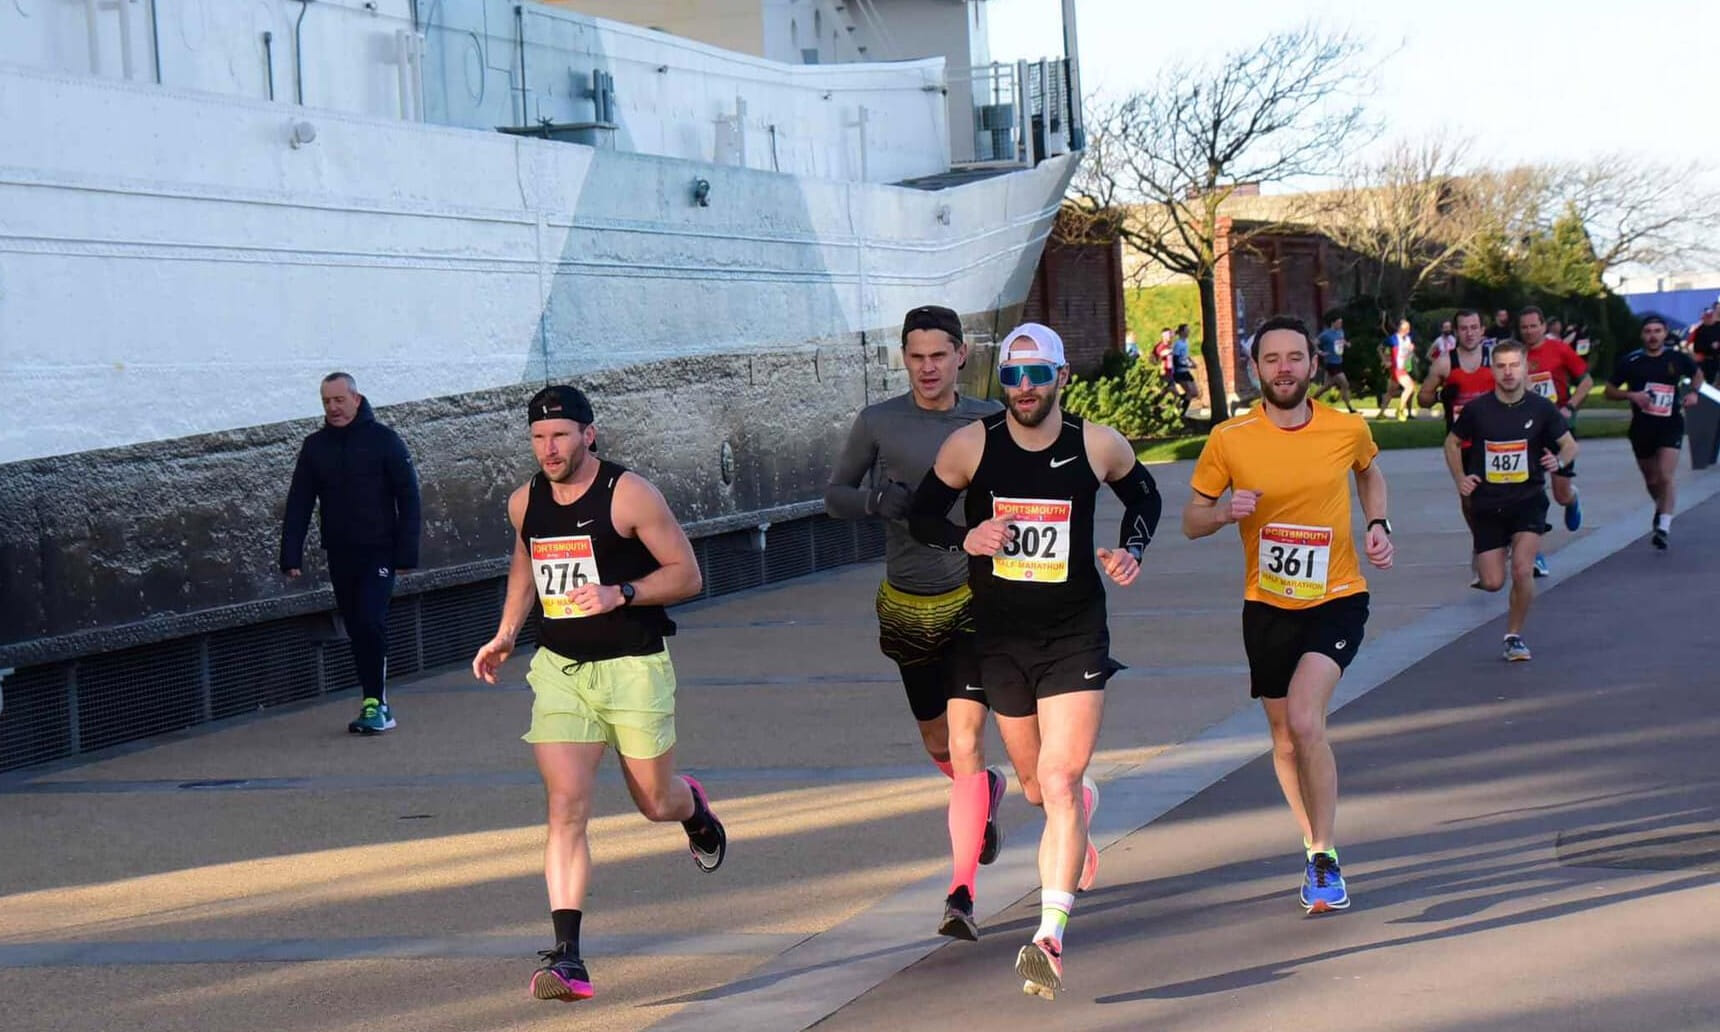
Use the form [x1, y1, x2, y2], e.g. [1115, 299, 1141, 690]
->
[963, 517, 1011, 557]
[569, 582, 624, 616]
[284, 568, 302, 578]
[472, 634, 515, 683]
[1364, 524, 1395, 570]
[1629, 391, 1652, 410]
[871, 479, 914, 520]
[1456, 474, 1480, 497]
[1226, 489, 1260, 523]
[1096, 547, 1140, 586]
[1558, 406, 1574, 421]
[1684, 392, 1699, 410]
[1540, 450, 1562, 472]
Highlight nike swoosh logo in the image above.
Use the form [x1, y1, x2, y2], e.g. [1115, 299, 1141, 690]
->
[576, 520, 596, 528]
[1083, 670, 1103, 680]
[1050, 456, 1079, 468]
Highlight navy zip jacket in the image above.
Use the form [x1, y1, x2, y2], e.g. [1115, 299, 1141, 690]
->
[279, 398, 422, 572]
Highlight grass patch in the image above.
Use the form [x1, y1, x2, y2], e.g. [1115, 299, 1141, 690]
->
[1136, 409, 1629, 464]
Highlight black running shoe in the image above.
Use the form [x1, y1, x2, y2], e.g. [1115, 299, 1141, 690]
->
[1652, 528, 1668, 551]
[938, 885, 979, 941]
[530, 943, 593, 1001]
[683, 775, 726, 872]
[978, 765, 1006, 866]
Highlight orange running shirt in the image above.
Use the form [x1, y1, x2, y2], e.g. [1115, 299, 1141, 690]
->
[1190, 403, 1380, 610]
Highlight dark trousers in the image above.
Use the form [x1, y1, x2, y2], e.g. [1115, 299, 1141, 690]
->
[328, 550, 396, 703]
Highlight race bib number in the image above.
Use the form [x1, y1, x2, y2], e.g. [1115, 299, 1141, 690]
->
[1644, 382, 1675, 418]
[1257, 523, 1332, 601]
[1528, 372, 1558, 400]
[531, 536, 604, 619]
[1485, 440, 1529, 484]
[991, 497, 1072, 583]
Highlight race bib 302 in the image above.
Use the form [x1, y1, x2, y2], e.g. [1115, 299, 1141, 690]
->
[991, 497, 1073, 584]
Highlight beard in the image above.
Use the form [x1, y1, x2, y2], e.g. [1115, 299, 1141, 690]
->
[541, 445, 589, 483]
[1262, 375, 1311, 411]
[1009, 385, 1060, 428]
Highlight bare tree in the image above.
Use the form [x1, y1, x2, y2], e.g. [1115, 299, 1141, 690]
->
[1070, 21, 1381, 422]
[1541, 155, 1720, 275]
[1316, 136, 1505, 318]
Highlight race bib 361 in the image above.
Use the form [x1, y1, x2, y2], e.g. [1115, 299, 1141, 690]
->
[1257, 523, 1332, 601]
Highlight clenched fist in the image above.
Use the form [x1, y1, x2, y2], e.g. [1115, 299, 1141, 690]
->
[1226, 489, 1260, 523]
[964, 517, 1011, 557]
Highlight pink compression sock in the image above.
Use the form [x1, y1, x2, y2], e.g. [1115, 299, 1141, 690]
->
[948, 771, 989, 895]
[933, 758, 954, 779]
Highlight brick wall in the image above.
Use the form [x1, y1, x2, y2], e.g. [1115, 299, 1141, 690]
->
[1022, 209, 1125, 376]
[1213, 221, 1350, 400]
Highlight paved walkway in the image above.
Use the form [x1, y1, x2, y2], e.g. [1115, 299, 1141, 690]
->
[1, 439, 1715, 1032]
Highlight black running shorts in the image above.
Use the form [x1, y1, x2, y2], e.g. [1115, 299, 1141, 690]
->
[1469, 494, 1551, 554]
[876, 581, 986, 722]
[1628, 420, 1684, 460]
[1241, 592, 1370, 700]
[976, 617, 1123, 719]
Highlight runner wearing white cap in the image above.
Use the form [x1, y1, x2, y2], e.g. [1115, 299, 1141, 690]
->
[910, 323, 1163, 999]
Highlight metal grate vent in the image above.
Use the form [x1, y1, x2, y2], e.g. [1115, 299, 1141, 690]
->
[420, 581, 504, 670]
[0, 511, 883, 774]
[763, 519, 816, 583]
[75, 638, 202, 753]
[208, 620, 319, 721]
[0, 663, 73, 771]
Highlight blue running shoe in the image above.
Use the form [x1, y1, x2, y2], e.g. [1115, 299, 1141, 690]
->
[1564, 496, 1582, 532]
[347, 698, 395, 735]
[1301, 852, 1349, 913]
[1532, 554, 1549, 578]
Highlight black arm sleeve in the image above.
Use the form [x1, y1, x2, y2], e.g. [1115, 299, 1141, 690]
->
[1109, 461, 1161, 559]
[907, 468, 967, 552]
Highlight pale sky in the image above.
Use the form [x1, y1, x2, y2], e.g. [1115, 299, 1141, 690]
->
[987, 0, 1719, 187]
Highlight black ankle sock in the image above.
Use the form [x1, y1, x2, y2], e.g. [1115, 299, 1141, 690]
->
[680, 781, 708, 835]
[552, 909, 582, 954]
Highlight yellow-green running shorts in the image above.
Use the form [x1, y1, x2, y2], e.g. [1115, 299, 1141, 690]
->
[522, 646, 678, 759]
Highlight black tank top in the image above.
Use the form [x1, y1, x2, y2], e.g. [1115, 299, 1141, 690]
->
[963, 412, 1105, 635]
[520, 460, 675, 661]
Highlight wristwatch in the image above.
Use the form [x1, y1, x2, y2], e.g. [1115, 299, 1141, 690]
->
[619, 582, 636, 606]
[1367, 517, 1393, 535]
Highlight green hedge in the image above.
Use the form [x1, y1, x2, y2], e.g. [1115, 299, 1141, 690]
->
[1063, 353, 1188, 438]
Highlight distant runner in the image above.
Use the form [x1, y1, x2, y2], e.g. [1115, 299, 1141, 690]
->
[911, 322, 1161, 998]
[1183, 315, 1394, 916]
[471, 385, 727, 1005]
[1316, 311, 1359, 413]
[1418, 310, 1495, 587]
[824, 304, 1008, 941]
[1445, 341, 1579, 661]
[1604, 314, 1705, 550]
[1520, 306, 1592, 573]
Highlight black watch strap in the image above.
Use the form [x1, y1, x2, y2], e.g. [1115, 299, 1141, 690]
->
[1368, 517, 1392, 535]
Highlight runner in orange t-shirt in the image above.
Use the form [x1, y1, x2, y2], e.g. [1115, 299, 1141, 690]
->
[1183, 314, 1396, 915]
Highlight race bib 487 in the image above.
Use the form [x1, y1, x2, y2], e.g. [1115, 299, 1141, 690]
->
[991, 497, 1072, 583]
[1484, 440, 1529, 484]
[531, 536, 604, 618]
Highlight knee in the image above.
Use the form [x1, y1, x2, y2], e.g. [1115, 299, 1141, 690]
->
[1479, 570, 1505, 592]
[1287, 710, 1326, 750]
[1271, 730, 1299, 765]
[546, 791, 591, 834]
[1036, 765, 1081, 812]
[946, 724, 982, 765]
[1017, 772, 1043, 808]
[1510, 555, 1536, 583]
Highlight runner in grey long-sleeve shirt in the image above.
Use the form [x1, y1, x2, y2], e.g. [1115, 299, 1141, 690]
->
[823, 304, 1009, 942]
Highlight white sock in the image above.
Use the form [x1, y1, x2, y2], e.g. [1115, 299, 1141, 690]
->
[1035, 890, 1075, 945]
[1657, 513, 1672, 532]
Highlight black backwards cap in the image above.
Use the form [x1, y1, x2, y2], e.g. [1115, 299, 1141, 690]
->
[528, 385, 595, 425]
[1640, 313, 1668, 329]
[901, 304, 964, 346]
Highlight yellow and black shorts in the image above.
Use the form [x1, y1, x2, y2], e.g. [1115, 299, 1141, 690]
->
[875, 580, 986, 721]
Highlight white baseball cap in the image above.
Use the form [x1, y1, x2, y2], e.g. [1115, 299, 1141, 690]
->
[998, 322, 1066, 367]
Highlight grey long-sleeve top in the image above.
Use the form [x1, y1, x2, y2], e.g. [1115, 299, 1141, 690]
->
[823, 391, 1002, 594]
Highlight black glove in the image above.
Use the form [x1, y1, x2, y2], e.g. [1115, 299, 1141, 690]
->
[870, 479, 915, 520]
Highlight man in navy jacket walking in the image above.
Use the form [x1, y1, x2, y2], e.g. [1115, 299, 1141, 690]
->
[281, 372, 422, 734]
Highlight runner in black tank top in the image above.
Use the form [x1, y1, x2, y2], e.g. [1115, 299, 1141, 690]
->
[910, 323, 1163, 997]
[470, 385, 727, 1005]
[521, 460, 675, 662]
